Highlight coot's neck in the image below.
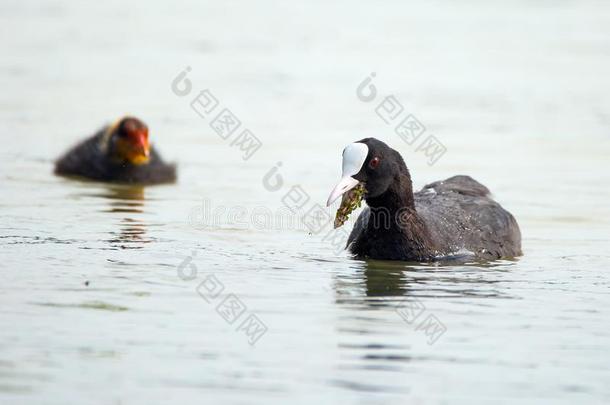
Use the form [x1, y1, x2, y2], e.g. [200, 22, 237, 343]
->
[361, 169, 437, 260]
[365, 171, 416, 212]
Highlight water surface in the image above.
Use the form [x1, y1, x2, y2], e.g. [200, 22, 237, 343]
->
[1, 0, 610, 404]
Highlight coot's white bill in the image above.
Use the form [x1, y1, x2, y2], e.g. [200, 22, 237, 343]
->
[326, 142, 368, 206]
[327, 176, 359, 206]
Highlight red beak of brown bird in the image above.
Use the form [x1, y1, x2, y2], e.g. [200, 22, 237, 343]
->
[112, 117, 151, 165]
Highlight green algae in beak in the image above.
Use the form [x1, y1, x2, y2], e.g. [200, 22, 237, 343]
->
[334, 183, 365, 228]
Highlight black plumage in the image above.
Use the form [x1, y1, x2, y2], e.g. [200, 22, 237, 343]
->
[54, 118, 176, 185]
[334, 138, 521, 261]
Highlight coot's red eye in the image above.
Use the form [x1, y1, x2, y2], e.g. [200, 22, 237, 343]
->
[369, 156, 381, 169]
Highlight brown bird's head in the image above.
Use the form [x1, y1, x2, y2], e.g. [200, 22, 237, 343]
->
[107, 116, 150, 165]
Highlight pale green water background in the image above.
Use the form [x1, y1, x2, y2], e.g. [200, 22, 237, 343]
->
[1, 1, 610, 404]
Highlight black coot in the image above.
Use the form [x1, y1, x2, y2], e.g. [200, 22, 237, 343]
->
[327, 138, 522, 261]
[55, 117, 176, 185]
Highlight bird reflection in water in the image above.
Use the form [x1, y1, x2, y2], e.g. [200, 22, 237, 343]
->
[334, 255, 515, 307]
[99, 185, 153, 249]
[331, 257, 515, 377]
[360, 260, 412, 297]
[334, 260, 412, 308]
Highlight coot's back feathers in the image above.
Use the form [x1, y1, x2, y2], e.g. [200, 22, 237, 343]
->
[422, 175, 490, 197]
[415, 176, 521, 260]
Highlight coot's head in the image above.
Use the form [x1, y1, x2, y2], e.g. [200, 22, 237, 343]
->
[327, 138, 406, 206]
[108, 117, 150, 165]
